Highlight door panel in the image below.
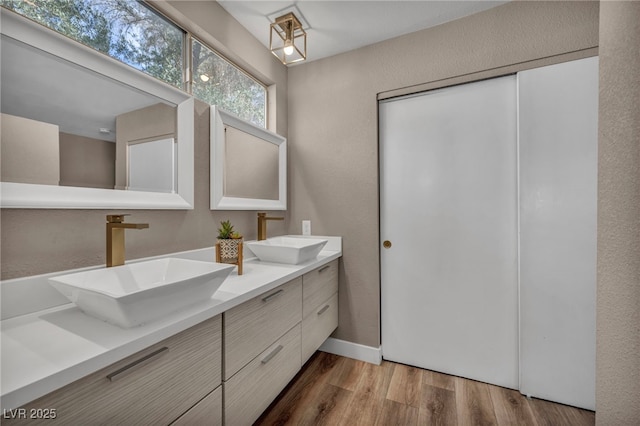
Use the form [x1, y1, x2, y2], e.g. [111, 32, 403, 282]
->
[379, 76, 519, 389]
[518, 57, 597, 410]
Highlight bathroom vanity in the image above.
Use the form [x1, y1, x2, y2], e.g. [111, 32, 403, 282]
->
[0, 237, 341, 425]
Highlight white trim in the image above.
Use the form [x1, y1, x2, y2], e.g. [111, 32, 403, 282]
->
[0, 11, 195, 210]
[210, 106, 287, 210]
[319, 337, 382, 365]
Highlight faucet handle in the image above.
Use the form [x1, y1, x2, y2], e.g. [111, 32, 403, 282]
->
[106, 214, 130, 223]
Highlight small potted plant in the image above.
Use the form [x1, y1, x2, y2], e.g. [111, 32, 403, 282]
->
[216, 220, 243, 264]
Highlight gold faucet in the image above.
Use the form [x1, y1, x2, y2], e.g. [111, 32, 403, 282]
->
[106, 214, 149, 267]
[257, 212, 284, 241]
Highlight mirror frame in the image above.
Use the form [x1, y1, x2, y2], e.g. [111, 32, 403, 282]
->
[0, 10, 194, 209]
[211, 106, 286, 210]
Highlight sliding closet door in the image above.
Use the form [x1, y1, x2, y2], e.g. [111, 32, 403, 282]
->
[380, 76, 519, 389]
[518, 57, 598, 410]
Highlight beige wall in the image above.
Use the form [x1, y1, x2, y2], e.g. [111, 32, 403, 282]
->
[287, 1, 599, 348]
[596, 1, 640, 424]
[59, 132, 115, 189]
[0, 1, 287, 280]
[1, 113, 60, 186]
[224, 126, 279, 201]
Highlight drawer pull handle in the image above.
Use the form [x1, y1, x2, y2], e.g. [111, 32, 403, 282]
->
[262, 289, 284, 302]
[318, 265, 331, 273]
[106, 347, 169, 382]
[317, 305, 331, 315]
[261, 345, 283, 364]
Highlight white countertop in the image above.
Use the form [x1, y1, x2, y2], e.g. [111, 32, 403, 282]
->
[0, 236, 342, 410]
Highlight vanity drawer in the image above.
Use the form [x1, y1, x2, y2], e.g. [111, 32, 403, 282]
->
[302, 293, 339, 363]
[224, 277, 302, 380]
[171, 385, 222, 426]
[302, 259, 339, 317]
[224, 324, 301, 425]
[4, 315, 222, 425]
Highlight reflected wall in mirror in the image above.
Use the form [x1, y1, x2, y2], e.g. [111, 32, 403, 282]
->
[0, 10, 194, 209]
[211, 106, 286, 210]
[1, 35, 176, 193]
[224, 125, 279, 200]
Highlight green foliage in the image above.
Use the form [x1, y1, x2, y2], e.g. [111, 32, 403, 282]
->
[217, 220, 241, 239]
[2, 0, 183, 88]
[192, 39, 266, 127]
[2, 0, 111, 53]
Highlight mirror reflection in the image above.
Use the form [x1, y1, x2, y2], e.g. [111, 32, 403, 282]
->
[0, 35, 177, 193]
[224, 125, 279, 200]
[210, 106, 286, 210]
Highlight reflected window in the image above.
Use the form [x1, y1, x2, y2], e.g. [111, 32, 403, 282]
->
[192, 39, 266, 128]
[2, 0, 184, 88]
[2, 0, 268, 128]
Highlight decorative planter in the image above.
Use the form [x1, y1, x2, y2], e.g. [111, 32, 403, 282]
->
[216, 238, 243, 275]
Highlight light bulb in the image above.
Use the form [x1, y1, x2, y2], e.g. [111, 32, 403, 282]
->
[283, 40, 294, 56]
[200, 74, 210, 82]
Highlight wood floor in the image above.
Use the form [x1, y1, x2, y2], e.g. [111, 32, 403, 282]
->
[256, 352, 595, 426]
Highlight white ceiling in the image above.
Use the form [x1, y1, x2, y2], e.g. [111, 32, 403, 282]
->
[217, 1, 508, 64]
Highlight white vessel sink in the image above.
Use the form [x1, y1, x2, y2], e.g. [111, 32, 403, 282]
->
[49, 258, 234, 328]
[246, 236, 328, 265]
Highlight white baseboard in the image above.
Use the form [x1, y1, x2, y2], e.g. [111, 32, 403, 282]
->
[319, 337, 382, 365]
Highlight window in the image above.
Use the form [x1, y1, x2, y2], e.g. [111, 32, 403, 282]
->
[2, 1, 268, 127]
[3, 0, 184, 88]
[192, 39, 266, 128]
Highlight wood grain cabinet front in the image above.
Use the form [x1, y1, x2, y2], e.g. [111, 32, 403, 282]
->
[224, 277, 302, 380]
[171, 386, 222, 426]
[302, 293, 339, 363]
[302, 259, 339, 317]
[301, 259, 339, 363]
[224, 324, 301, 425]
[3, 315, 222, 426]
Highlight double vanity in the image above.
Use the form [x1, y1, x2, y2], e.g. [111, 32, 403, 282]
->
[1, 236, 341, 425]
[0, 10, 338, 424]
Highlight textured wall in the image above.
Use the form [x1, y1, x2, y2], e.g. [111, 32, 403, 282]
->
[596, 1, 640, 424]
[0, 1, 287, 280]
[287, 1, 599, 348]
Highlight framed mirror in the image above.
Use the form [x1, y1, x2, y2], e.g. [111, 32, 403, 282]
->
[211, 106, 286, 210]
[0, 10, 194, 209]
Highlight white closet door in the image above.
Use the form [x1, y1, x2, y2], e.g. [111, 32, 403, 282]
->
[380, 75, 519, 389]
[518, 57, 598, 410]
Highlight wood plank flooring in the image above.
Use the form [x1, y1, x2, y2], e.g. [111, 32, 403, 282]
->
[255, 352, 595, 426]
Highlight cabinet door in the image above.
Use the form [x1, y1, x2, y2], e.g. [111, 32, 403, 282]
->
[302, 293, 338, 363]
[302, 259, 338, 318]
[225, 324, 301, 425]
[518, 57, 598, 410]
[171, 386, 222, 426]
[4, 316, 222, 425]
[224, 278, 302, 379]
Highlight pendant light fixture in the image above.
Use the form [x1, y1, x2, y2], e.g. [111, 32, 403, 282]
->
[270, 12, 306, 65]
